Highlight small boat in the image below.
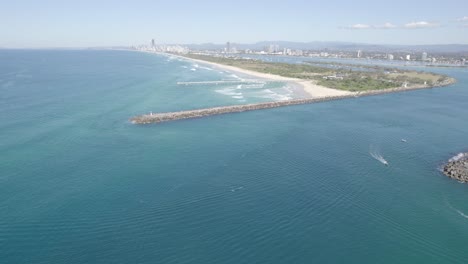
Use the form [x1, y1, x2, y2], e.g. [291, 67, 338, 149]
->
[401, 139, 407, 143]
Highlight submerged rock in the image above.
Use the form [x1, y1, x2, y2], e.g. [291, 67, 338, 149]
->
[443, 153, 468, 183]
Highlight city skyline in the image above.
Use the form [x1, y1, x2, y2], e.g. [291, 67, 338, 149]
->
[1, 0, 468, 48]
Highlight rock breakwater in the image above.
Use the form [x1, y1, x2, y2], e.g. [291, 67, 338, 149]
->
[443, 153, 468, 183]
[130, 79, 455, 125]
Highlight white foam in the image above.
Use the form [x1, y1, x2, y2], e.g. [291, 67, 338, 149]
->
[243, 84, 264, 89]
[446, 199, 468, 219]
[231, 186, 244, 192]
[215, 87, 242, 96]
[190, 68, 197, 71]
[199, 66, 213, 71]
[369, 146, 389, 166]
[449, 153, 467, 162]
[258, 89, 292, 101]
[181, 66, 188, 69]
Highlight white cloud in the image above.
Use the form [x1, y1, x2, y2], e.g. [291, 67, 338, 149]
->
[404, 21, 440, 29]
[346, 24, 372, 29]
[343, 21, 441, 30]
[374, 22, 397, 29]
[457, 16, 468, 22]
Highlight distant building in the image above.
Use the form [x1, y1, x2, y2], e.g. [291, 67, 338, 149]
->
[406, 54, 411, 61]
[422, 52, 428, 61]
[226, 42, 231, 53]
[268, 44, 274, 53]
[294, 49, 303, 56]
[151, 39, 155, 48]
[357, 50, 362, 58]
[267, 44, 280, 53]
[387, 54, 394, 60]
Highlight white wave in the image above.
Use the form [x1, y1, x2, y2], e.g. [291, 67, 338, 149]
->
[258, 89, 292, 101]
[181, 66, 188, 69]
[236, 85, 242, 89]
[199, 66, 213, 71]
[232, 95, 244, 99]
[193, 64, 199, 68]
[449, 153, 467, 162]
[369, 146, 389, 166]
[243, 84, 265, 89]
[215, 87, 242, 96]
[190, 68, 197, 71]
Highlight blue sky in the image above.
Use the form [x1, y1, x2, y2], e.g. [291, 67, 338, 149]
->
[1, 0, 468, 47]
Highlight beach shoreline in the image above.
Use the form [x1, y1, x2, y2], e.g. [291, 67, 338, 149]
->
[150, 51, 354, 98]
[130, 51, 457, 124]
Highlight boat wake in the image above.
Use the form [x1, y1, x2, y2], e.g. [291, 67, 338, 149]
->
[446, 199, 468, 220]
[370, 146, 389, 166]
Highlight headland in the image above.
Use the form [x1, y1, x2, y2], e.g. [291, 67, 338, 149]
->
[131, 52, 456, 124]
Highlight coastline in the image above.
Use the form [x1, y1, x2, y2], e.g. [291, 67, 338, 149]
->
[131, 51, 457, 124]
[155, 51, 354, 98]
[130, 80, 456, 124]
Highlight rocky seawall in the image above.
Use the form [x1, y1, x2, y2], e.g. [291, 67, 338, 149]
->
[130, 78, 456, 125]
[443, 153, 468, 183]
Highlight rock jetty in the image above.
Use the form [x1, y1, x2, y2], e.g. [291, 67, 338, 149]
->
[443, 153, 468, 183]
[130, 79, 455, 125]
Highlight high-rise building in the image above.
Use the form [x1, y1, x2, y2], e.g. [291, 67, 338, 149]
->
[422, 52, 428, 61]
[387, 54, 394, 60]
[406, 54, 411, 61]
[151, 39, 155, 48]
[226, 42, 231, 53]
[357, 50, 362, 58]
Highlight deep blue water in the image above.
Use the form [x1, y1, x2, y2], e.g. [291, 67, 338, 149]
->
[1, 50, 468, 263]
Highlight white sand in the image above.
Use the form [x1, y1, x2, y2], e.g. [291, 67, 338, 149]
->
[178, 55, 354, 98]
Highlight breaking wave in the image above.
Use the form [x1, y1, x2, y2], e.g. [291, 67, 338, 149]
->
[449, 153, 467, 162]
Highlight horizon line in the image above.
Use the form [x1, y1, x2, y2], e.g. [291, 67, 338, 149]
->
[3, 41, 468, 50]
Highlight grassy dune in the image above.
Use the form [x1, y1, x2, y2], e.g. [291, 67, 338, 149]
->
[186, 54, 453, 92]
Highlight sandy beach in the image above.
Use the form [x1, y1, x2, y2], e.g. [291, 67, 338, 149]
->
[132, 52, 456, 124]
[165, 53, 354, 98]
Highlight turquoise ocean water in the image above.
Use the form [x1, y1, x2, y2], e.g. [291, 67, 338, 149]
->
[1, 50, 468, 263]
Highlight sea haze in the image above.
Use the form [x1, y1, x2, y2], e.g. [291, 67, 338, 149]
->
[1, 50, 468, 263]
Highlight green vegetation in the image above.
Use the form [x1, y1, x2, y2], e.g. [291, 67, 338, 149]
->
[317, 75, 396, 92]
[186, 54, 453, 91]
[186, 54, 331, 77]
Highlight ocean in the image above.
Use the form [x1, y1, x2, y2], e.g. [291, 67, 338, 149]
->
[1, 50, 468, 263]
